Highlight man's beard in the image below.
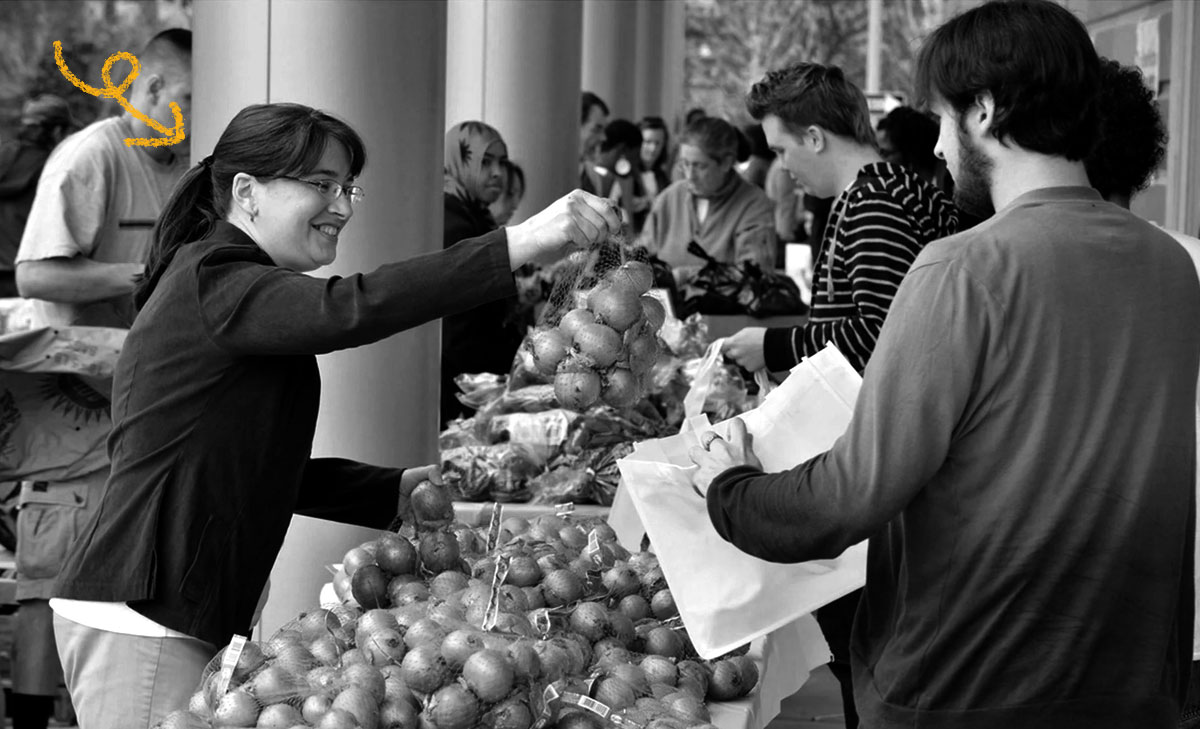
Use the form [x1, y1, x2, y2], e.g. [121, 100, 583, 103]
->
[952, 123, 996, 219]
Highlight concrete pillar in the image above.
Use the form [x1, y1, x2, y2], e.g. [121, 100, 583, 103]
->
[660, 0, 687, 130]
[445, 0, 584, 213]
[1166, 0, 1200, 235]
[865, 0, 883, 93]
[195, 0, 448, 639]
[581, 0, 639, 121]
[633, 0, 686, 124]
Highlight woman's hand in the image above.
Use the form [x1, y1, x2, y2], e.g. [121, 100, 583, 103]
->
[505, 190, 623, 269]
[722, 327, 768, 372]
[397, 464, 442, 525]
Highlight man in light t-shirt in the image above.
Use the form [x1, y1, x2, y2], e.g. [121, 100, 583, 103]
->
[9, 29, 190, 729]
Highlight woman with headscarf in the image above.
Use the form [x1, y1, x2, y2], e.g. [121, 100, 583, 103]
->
[440, 121, 526, 425]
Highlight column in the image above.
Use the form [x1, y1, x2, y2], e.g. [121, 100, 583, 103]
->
[445, 0, 584, 214]
[581, 0, 639, 121]
[1166, 0, 1199, 235]
[191, 0, 269, 157]
[633, 0, 685, 124]
[660, 0, 687, 129]
[195, 0, 448, 638]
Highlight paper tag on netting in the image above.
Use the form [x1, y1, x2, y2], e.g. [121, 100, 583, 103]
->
[521, 228, 671, 413]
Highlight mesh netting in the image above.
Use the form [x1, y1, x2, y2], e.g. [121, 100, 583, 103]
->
[520, 229, 671, 414]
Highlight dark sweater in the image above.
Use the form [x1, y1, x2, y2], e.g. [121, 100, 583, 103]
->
[709, 188, 1197, 728]
[440, 193, 524, 425]
[55, 221, 516, 646]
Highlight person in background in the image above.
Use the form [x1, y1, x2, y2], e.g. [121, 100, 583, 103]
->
[489, 158, 525, 226]
[441, 121, 526, 425]
[1078, 58, 1200, 729]
[591, 119, 646, 226]
[671, 107, 710, 182]
[637, 116, 672, 234]
[9, 29, 191, 729]
[763, 155, 803, 262]
[695, 2, 1197, 727]
[738, 122, 775, 189]
[0, 95, 75, 300]
[16, 29, 191, 328]
[638, 116, 776, 281]
[579, 91, 610, 191]
[875, 106, 940, 184]
[49, 102, 622, 729]
[720, 61, 958, 729]
[637, 116, 671, 203]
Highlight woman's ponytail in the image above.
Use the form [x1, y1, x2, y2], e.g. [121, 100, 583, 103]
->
[135, 161, 220, 309]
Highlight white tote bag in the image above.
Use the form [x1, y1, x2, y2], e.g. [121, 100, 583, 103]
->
[615, 342, 868, 658]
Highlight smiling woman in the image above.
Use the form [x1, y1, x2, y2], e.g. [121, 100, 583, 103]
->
[44, 102, 622, 729]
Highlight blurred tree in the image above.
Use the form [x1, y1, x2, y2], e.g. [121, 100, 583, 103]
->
[0, 0, 191, 141]
[684, 0, 973, 126]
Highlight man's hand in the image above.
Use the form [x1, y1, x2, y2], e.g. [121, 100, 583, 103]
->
[689, 418, 761, 497]
[397, 464, 442, 525]
[722, 327, 768, 372]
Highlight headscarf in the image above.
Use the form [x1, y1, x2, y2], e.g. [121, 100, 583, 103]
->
[444, 121, 506, 204]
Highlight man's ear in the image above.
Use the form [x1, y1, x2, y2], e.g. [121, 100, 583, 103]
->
[973, 91, 996, 136]
[807, 126, 827, 154]
[230, 172, 259, 217]
[144, 74, 164, 105]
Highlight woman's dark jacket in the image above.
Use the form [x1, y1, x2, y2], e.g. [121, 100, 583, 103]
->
[54, 221, 515, 646]
[440, 192, 525, 425]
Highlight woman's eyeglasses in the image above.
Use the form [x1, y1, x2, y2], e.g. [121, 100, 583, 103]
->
[273, 176, 365, 205]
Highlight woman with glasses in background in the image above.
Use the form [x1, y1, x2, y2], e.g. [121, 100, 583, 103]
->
[638, 116, 776, 284]
[48, 103, 621, 729]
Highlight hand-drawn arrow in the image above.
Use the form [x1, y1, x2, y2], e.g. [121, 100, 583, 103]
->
[53, 40, 185, 148]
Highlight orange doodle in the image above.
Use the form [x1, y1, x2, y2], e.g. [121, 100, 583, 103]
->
[53, 40, 185, 148]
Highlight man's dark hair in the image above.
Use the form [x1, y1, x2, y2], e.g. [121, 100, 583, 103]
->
[1085, 59, 1166, 200]
[742, 123, 774, 160]
[745, 63, 875, 146]
[877, 106, 939, 172]
[141, 28, 192, 65]
[915, 0, 1099, 161]
[581, 91, 609, 125]
[601, 119, 642, 153]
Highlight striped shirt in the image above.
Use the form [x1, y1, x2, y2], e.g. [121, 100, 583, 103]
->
[762, 162, 958, 373]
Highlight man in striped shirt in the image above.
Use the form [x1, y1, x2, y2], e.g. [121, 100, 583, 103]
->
[722, 64, 958, 375]
[720, 63, 958, 729]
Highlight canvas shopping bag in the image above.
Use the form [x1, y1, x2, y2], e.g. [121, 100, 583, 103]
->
[0, 326, 126, 482]
[608, 340, 773, 550]
[616, 342, 868, 658]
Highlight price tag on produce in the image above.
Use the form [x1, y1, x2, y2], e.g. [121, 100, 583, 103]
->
[561, 692, 612, 720]
[531, 608, 552, 637]
[214, 634, 247, 696]
[586, 529, 602, 564]
[555, 502, 575, 517]
[482, 553, 511, 631]
[531, 682, 565, 729]
[485, 502, 504, 552]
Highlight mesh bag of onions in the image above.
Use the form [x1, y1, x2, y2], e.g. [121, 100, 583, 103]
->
[524, 230, 668, 412]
